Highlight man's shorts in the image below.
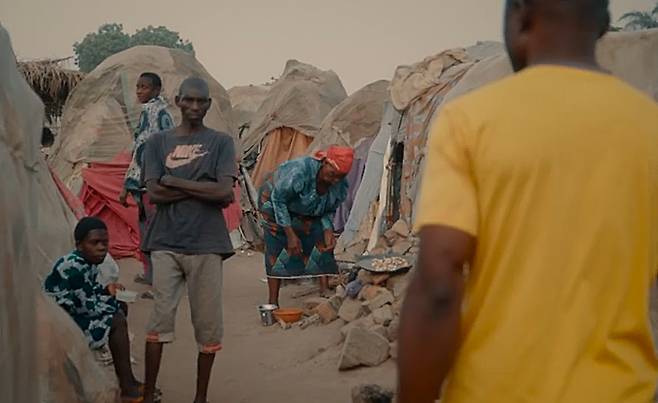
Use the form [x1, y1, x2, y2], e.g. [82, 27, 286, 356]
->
[146, 251, 223, 353]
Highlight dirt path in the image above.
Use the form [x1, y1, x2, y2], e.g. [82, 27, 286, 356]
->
[119, 254, 396, 403]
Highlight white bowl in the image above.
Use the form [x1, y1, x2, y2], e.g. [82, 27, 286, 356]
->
[116, 290, 139, 303]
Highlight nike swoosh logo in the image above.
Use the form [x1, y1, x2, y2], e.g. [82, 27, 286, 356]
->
[165, 151, 208, 169]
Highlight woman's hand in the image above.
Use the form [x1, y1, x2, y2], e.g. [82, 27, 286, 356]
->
[284, 227, 303, 257]
[323, 229, 336, 251]
[106, 283, 125, 296]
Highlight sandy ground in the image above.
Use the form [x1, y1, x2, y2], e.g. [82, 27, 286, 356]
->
[118, 254, 396, 403]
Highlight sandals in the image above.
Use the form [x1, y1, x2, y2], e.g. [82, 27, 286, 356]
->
[137, 384, 162, 402]
[121, 396, 144, 403]
[120, 384, 161, 403]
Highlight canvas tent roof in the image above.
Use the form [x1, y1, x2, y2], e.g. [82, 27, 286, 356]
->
[308, 79, 390, 153]
[0, 24, 118, 402]
[596, 28, 658, 100]
[389, 41, 505, 112]
[228, 84, 270, 132]
[337, 29, 658, 259]
[445, 29, 658, 104]
[241, 60, 347, 158]
[50, 45, 237, 187]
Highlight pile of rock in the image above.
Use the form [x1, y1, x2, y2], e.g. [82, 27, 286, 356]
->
[369, 219, 417, 256]
[298, 265, 411, 371]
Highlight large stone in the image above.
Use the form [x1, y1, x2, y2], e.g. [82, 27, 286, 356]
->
[359, 285, 386, 301]
[351, 384, 394, 403]
[359, 269, 390, 286]
[372, 274, 390, 286]
[389, 342, 398, 361]
[335, 285, 346, 298]
[328, 295, 345, 311]
[339, 327, 391, 370]
[339, 298, 365, 322]
[303, 297, 328, 311]
[392, 300, 403, 315]
[392, 239, 413, 255]
[372, 305, 394, 326]
[340, 315, 376, 339]
[390, 219, 410, 238]
[386, 317, 399, 342]
[369, 324, 388, 339]
[383, 229, 399, 245]
[316, 301, 339, 324]
[365, 289, 395, 312]
[357, 269, 375, 285]
[386, 274, 410, 299]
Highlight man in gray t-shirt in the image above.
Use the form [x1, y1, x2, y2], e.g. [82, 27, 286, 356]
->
[142, 128, 236, 256]
[141, 77, 236, 403]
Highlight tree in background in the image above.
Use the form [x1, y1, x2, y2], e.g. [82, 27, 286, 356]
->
[130, 25, 194, 53]
[73, 24, 130, 73]
[73, 24, 194, 73]
[619, 1, 658, 31]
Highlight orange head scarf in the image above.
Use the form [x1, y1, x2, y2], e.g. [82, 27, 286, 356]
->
[314, 145, 354, 175]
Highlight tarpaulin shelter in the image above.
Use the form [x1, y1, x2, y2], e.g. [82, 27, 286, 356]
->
[80, 151, 142, 260]
[337, 30, 658, 260]
[0, 23, 118, 403]
[335, 47, 485, 259]
[243, 60, 347, 187]
[308, 80, 390, 153]
[47, 45, 243, 256]
[307, 80, 390, 232]
[50, 45, 238, 190]
[228, 84, 270, 133]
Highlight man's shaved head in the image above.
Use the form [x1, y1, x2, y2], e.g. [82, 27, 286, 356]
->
[504, 0, 610, 72]
[176, 77, 212, 128]
[178, 77, 210, 98]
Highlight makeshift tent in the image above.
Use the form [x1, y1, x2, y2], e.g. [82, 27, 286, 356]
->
[47, 45, 242, 257]
[0, 23, 118, 403]
[50, 45, 238, 189]
[332, 138, 376, 232]
[337, 29, 658, 260]
[444, 29, 658, 105]
[306, 80, 390, 231]
[228, 84, 270, 134]
[243, 60, 347, 187]
[308, 80, 390, 153]
[80, 151, 142, 260]
[336, 103, 402, 257]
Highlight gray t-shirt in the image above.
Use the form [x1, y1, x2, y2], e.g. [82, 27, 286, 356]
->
[142, 128, 237, 258]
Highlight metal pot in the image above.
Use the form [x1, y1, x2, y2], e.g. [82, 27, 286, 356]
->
[257, 304, 278, 326]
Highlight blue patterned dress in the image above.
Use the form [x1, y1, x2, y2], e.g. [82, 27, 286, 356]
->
[44, 251, 119, 349]
[258, 157, 348, 278]
[124, 96, 175, 195]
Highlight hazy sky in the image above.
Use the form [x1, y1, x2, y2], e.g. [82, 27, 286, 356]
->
[1, 0, 654, 93]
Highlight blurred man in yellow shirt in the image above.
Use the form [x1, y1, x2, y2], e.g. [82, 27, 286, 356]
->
[398, 0, 658, 402]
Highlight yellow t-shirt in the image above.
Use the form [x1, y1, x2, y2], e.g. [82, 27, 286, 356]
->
[416, 65, 658, 403]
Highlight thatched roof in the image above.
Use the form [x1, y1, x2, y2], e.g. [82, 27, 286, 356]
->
[18, 58, 85, 122]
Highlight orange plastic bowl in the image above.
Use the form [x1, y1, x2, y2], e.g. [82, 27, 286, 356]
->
[273, 308, 304, 324]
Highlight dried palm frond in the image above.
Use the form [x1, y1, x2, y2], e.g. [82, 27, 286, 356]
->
[17, 57, 85, 122]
